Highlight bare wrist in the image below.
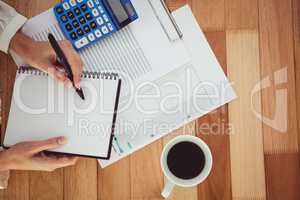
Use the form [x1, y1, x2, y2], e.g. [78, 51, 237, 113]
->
[9, 32, 36, 64]
[0, 151, 11, 171]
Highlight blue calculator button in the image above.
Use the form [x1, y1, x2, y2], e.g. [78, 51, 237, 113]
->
[70, 32, 78, 40]
[92, 9, 99, 17]
[96, 17, 103, 25]
[88, 33, 96, 41]
[69, 0, 77, 7]
[77, 28, 84, 36]
[65, 23, 73, 31]
[94, 0, 99, 5]
[83, 25, 91, 33]
[90, 21, 97, 29]
[98, 5, 104, 14]
[107, 23, 114, 31]
[79, 16, 86, 24]
[87, 0, 94, 8]
[74, 7, 81, 16]
[85, 12, 93, 21]
[67, 11, 75, 19]
[60, 15, 68, 23]
[77, 0, 84, 3]
[80, 4, 88, 12]
[94, 29, 102, 38]
[55, 6, 64, 14]
[72, 19, 80, 27]
[75, 37, 89, 49]
[103, 14, 109, 22]
[62, 2, 70, 10]
[101, 26, 109, 34]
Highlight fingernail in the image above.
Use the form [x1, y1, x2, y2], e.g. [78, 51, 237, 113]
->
[58, 137, 67, 145]
[75, 82, 81, 89]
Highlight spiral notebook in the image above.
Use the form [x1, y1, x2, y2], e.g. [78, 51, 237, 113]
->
[4, 67, 121, 159]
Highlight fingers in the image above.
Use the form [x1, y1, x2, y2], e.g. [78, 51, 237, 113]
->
[33, 154, 78, 171]
[24, 137, 68, 155]
[60, 41, 83, 88]
[47, 65, 65, 82]
[45, 155, 77, 169]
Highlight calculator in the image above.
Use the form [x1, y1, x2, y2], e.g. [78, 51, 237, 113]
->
[54, 0, 138, 50]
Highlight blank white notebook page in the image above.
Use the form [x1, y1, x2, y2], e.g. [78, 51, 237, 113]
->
[4, 71, 119, 158]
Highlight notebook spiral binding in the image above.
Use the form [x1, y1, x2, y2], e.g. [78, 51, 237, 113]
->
[18, 67, 119, 80]
[82, 71, 119, 80]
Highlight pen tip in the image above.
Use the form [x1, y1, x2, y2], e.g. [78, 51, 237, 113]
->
[76, 88, 85, 100]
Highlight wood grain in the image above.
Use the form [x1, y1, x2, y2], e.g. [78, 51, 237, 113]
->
[98, 157, 131, 200]
[259, 0, 300, 199]
[0, 54, 29, 200]
[190, 0, 225, 31]
[130, 139, 164, 199]
[0, 171, 29, 200]
[64, 159, 98, 200]
[0, 62, 25, 199]
[226, 30, 266, 200]
[29, 171, 63, 200]
[165, 0, 189, 12]
[226, 0, 259, 30]
[162, 121, 198, 200]
[197, 31, 232, 200]
[265, 153, 300, 200]
[292, 0, 300, 151]
[258, 0, 298, 154]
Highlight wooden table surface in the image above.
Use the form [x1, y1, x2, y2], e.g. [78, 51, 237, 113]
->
[1, 0, 300, 199]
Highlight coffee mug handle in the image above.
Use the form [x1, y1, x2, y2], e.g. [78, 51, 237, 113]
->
[161, 180, 175, 198]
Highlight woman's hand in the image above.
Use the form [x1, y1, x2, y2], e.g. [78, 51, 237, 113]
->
[9, 32, 83, 88]
[0, 137, 77, 172]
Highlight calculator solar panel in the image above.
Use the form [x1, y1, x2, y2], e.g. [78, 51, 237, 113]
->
[54, 0, 138, 50]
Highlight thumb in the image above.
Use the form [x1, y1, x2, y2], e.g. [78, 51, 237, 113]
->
[73, 74, 81, 89]
[25, 137, 67, 155]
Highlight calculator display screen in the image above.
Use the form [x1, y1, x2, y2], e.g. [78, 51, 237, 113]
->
[107, 0, 128, 24]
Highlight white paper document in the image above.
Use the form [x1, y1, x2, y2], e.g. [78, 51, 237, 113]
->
[98, 6, 236, 167]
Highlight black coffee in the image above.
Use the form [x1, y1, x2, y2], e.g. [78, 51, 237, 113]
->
[167, 141, 205, 180]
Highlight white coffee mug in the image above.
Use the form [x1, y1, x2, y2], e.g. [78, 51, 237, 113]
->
[161, 135, 213, 198]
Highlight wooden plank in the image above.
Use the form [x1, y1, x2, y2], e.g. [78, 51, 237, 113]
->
[258, 0, 298, 153]
[190, 0, 225, 31]
[130, 140, 164, 199]
[197, 31, 231, 200]
[259, 0, 300, 198]
[226, 0, 259, 30]
[0, 1, 30, 199]
[0, 54, 29, 200]
[265, 153, 300, 200]
[0, 171, 29, 200]
[25, 0, 58, 17]
[293, 0, 300, 152]
[165, 0, 189, 12]
[29, 171, 63, 200]
[162, 121, 198, 200]
[226, 30, 266, 200]
[98, 157, 131, 200]
[64, 158, 98, 200]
